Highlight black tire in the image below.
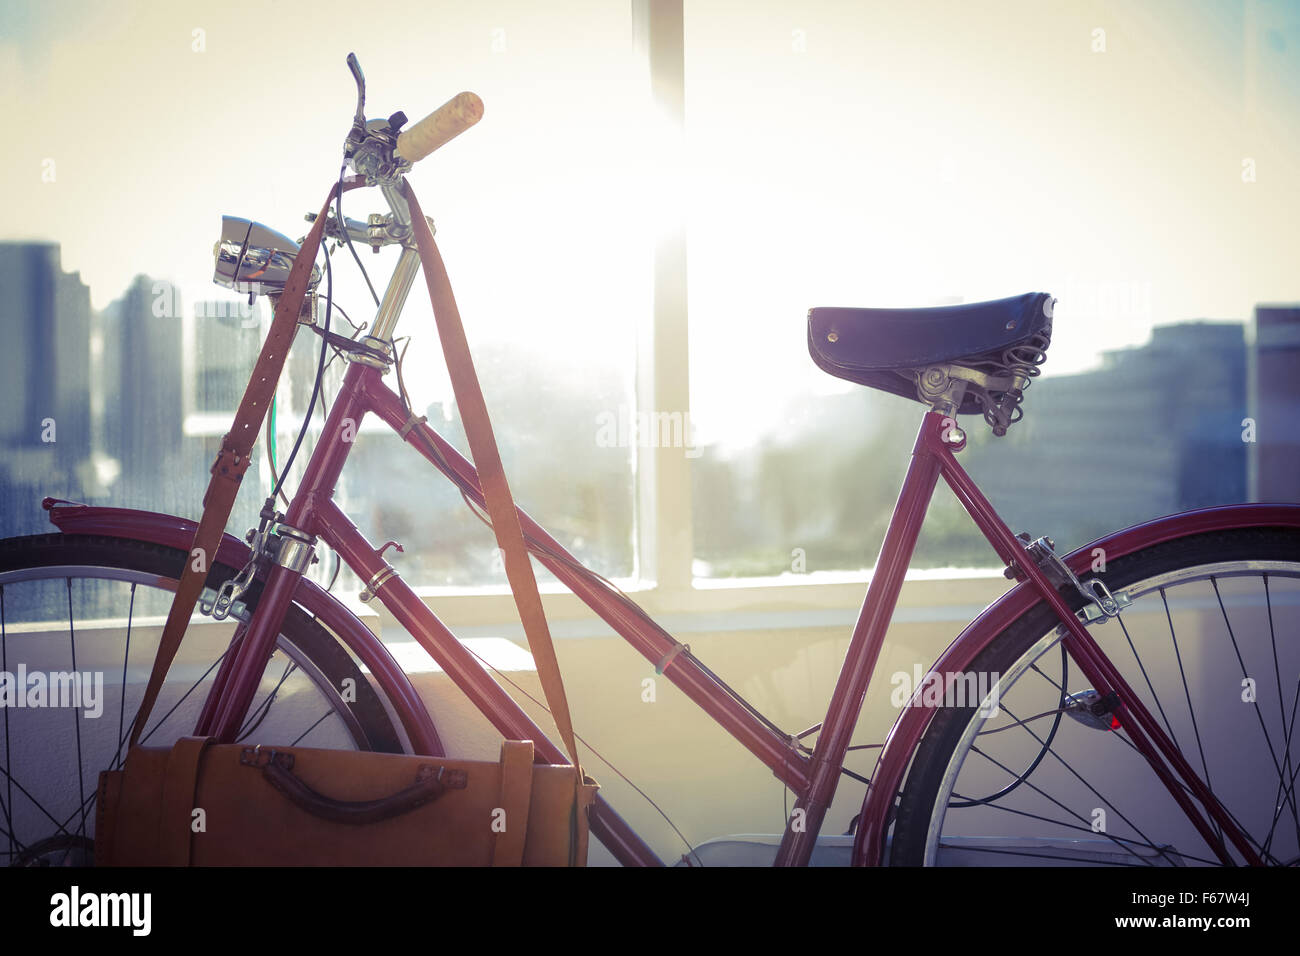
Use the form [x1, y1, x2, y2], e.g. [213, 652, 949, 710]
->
[889, 526, 1300, 866]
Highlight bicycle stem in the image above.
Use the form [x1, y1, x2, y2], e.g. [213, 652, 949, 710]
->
[365, 184, 420, 342]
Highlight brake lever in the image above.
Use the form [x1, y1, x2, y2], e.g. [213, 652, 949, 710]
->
[344, 53, 368, 157]
[347, 53, 366, 129]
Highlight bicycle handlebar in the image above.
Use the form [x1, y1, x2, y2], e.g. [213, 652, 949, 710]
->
[395, 92, 485, 164]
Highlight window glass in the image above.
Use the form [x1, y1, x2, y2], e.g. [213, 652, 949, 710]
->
[0, 1, 646, 605]
[684, 0, 1300, 577]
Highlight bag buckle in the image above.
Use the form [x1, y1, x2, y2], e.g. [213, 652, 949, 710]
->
[240, 745, 295, 770]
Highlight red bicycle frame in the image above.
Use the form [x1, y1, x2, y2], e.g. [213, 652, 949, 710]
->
[123, 326, 1262, 866]
[42, 339, 1300, 866]
[47, 396, 1300, 866]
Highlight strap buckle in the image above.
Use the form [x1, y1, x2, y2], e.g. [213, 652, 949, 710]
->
[210, 440, 252, 484]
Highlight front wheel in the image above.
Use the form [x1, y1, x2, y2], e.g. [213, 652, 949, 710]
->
[0, 533, 405, 866]
[890, 527, 1300, 866]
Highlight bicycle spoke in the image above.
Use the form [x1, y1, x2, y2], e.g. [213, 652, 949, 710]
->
[1, 584, 13, 858]
[952, 645, 1069, 809]
[1159, 586, 1223, 846]
[0, 762, 74, 844]
[1029, 660, 1063, 694]
[1107, 727, 1285, 866]
[113, 583, 135, 773]
[991, 699, 1171, 864]
[1211, 576, 1300, 836]
[53, 646, 283, 844]
[0, 818, 27, 857]
[65, 580, 87, 839]
[967, 744, 1158, 866]
[137, 647, 230, 747]
[947, 792, 1223, 866]
[1263, 677, 1300, 854]
[1115, 613, 1181, 752]
[236, 658, 299, 742]
[290, 710, 334, 746]
[52, 785, 101, 845]
[1260, 689, 1300, 856]
[935, 842, 1154, 866]
[1261, 574, 1300, 856]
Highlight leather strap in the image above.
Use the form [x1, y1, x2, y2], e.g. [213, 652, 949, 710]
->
[491, 740, 535, 866]
[159, 735, 213, 866]
[404, 183, 584, 773]
[129, 180, 363, 748]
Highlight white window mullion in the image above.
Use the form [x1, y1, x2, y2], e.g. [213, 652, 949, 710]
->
[633, 0, 695, 596]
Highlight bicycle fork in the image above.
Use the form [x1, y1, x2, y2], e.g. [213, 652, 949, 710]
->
[195, 358, 377, 742]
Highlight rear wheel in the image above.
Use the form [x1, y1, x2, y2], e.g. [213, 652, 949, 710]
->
[890, 527, 1300, 866]
[0, 533, 405, 866]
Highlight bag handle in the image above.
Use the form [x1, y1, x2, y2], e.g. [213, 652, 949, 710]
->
[404, 183, 583, 773]
[258, 759, 450, 825]
[128, 181, 363, 748]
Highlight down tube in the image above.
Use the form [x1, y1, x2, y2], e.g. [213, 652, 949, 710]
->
[314, 497, 573, 749]
[360, 372, 812, 791]
[311, 494, 663, 866]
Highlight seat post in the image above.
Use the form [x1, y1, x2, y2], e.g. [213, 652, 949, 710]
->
[914, 365, 969, 417]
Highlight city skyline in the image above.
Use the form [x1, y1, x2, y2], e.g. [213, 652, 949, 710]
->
[3, 0, 1299, 426]
[2, 237, 1293, 585]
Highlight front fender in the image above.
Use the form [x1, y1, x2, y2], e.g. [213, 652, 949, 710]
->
[40, 497, 442, 756]
[853, 502, 1300, 866]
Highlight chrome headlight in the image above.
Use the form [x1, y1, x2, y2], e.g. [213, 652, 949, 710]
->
[213, 216, 321, 297]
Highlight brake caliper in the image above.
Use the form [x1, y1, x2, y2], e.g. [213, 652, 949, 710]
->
[1005, 533, 1131, 623]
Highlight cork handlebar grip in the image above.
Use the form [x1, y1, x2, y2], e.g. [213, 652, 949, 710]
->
[395, 92, 485, 163]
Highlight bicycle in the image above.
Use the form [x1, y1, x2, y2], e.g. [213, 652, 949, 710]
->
[2, 55, 1298, 867]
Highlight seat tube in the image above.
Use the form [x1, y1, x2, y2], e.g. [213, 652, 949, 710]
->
[773, 411, 947, 866]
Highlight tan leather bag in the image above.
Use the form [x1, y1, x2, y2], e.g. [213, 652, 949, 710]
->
[96, 738, 595, 866]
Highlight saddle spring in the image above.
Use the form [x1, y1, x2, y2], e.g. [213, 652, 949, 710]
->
[969, 328, 1052, 436]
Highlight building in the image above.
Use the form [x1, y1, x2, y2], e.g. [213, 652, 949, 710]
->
[0, 242, 94, 537]
[1249, 305, 1300, 503]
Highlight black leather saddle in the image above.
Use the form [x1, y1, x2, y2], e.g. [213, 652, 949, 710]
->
[807, 292, 1054, 415]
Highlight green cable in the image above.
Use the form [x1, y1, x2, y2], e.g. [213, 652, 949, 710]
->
[268, 394, 278, 476]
